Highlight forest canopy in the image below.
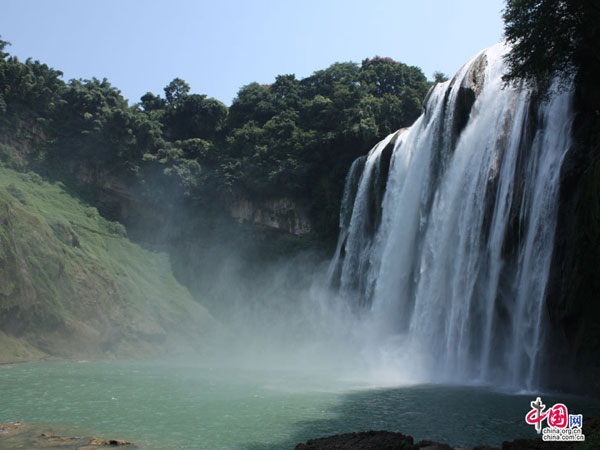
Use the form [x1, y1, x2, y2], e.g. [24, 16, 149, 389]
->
[0, 37, 432, 238]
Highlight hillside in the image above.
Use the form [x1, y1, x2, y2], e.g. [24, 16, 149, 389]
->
[0, 165, 216, 362]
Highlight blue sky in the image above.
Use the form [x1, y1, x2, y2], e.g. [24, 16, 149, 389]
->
[1, 0, 505, 106]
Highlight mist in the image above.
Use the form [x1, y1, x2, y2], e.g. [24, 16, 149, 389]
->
[154, 217, 427, 389]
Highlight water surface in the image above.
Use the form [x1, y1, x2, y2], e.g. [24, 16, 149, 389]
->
[1, 360, 598, 449]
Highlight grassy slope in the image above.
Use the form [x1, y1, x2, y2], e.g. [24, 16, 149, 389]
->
[0, 166, 216, 362]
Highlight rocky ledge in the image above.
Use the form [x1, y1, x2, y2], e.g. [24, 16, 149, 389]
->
[0, 422, 135, 449]
[294, 429, 595, 450]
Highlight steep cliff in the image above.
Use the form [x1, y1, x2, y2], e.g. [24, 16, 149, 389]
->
[545, 74, 600, 394]
[224, 192, 312, 236]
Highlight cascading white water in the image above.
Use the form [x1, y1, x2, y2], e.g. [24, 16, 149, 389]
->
[328, 43, 573, 390]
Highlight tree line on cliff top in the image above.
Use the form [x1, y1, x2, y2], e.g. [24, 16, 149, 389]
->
[0, 38, 432, 238]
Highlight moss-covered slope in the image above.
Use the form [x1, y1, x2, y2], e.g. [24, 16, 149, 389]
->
[0, 167, 216, 362]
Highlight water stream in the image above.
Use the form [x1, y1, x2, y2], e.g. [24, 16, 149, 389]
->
[328, 43, 573, 390]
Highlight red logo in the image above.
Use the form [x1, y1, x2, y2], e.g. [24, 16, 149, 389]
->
[525, 396, 583, 440]
[547, 403, 568, 428]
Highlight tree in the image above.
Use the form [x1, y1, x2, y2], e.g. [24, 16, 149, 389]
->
[0, 37, 10, 60]
[0, 43, 64, 124]
[51, 77, 149, 166]
[164, 78, 190, 105]
[227, 82, 276, 129]
[140, 92, 166, 112]
[163, 94, 227, 141]
[433, 71, 449, 83]
[270, 74, 300, 108]
[502, 0, 599, 94]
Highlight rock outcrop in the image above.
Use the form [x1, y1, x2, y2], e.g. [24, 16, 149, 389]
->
[294, 430, 584, 450]
[225, 192, 312, 235]
[0, 422, 136, 448]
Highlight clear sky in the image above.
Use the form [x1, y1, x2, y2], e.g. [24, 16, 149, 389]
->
[1, 0, 505, 106]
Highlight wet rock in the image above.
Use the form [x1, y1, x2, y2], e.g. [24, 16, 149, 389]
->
[294, 430, 415, 450]
[368, 129, 403, 235]
[294, 432, 585, 450]
[38, 432, 83, 447]
[415, 440, 456, 450]
[442, 52, 488, 149]
[0, 423, 135, 448]
[0, 421, 27, 435]
[501, 438, 574, 450]
[468, 446, 501, 450]
[86, 437, 135, 446]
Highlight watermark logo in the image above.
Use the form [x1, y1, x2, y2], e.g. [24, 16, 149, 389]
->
[525, 397, 585, 442]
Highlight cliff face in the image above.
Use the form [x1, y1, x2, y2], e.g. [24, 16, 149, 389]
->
[63, 159, 315, 238]
[0, 166, 216, 362]
[544, 72, 600, 394]
[449, 53, 600, 393]
[225, 193, 312, 236]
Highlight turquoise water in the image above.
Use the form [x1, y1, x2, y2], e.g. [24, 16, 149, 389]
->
[1, 360, 598, 449]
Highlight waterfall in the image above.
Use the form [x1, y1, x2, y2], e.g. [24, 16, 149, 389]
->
[329, 43, 573, 389]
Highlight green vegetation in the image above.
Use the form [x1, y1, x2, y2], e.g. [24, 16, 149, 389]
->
[0, 163, 215, 361]
[0, 35, 432, 360]
[503, 0, 599, 98]
[217, 59, 429, 235]
[0, 36, 431, 239]
[432, 71, 449, 83]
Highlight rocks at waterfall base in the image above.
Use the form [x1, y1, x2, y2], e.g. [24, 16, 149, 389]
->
[295, 430, 416, 450]
[3, 421, 597, 450]
[294, 430, 590, 450]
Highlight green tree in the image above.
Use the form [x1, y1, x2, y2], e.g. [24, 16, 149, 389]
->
[51, 77, 161, 170]
[227, 82, 276, 129]
[219, 57, 430, 236]
[270, 74, 300, 109]
[140, 91, 166, 112]
[163, 94, 227, 141]
[0, 37, 10, 59]
[503, 0, 599, 94]
[433, 71, 449, 83]
[164, 78, 190, 104]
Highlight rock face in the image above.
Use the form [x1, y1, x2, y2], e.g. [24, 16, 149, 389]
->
[445, 51, 487, 149]
[542, 65, 600, 396]
[66, 161, 138, 222]
[225, 193, 312, 235]
[68, 159, 315, 237]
